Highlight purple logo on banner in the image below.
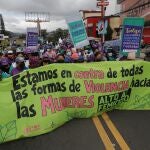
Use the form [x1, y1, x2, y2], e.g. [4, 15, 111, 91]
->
[122, 25, 143, 52]
[27, 32, 38, 47]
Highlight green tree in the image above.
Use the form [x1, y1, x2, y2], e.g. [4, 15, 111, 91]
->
[47, 28, 69, 43]
[105, 24, 113, 41]
[41, 29, 48, 40]
[19, 34, 26, 39]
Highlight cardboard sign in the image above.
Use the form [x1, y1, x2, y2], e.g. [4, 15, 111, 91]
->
[122, 25, 143, 52]
[0, 34, 4, 40]
[121, 17, 144, 56]
[67, 18, 89, 48]
[26, 28, 38, 48]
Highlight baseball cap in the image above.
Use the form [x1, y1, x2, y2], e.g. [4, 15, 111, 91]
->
[16, 48, 22, 53]
[7, 50, 13, 54]
[15, 57, 25, 63]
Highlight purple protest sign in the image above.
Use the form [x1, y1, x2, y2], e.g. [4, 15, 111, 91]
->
[122, 25, 143, 52]
[27, 32, 38, 47]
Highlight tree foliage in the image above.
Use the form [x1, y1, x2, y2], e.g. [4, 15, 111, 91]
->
[105, 23, 113, 41]
[47, 28, 69, 43]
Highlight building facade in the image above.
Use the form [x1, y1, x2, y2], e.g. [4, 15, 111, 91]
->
[117, 0, 150, 44]
[117, 0, 150, 20]
[80, 10, 101, 38]
[80, 10, 121, 40]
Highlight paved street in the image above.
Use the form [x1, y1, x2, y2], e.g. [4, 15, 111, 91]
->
[0, 0, 150, 149]
[0, 110, 150, 150]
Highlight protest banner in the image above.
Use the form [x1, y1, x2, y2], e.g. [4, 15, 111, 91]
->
[121, 17, 144, 56]
[66, 17, 89, 48]
[26, 28, 38, 50]
[0, 61, 150, 143]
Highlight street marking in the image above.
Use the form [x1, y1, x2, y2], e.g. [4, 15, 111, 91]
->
[92, 117, 115, 150]
[102, 113, 130, 150]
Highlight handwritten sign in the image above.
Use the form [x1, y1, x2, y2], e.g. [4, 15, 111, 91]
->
[26, 28, 38, 50]
[27, 32, 38, 47]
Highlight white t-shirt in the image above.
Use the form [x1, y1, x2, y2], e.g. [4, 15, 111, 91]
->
[11, 60, 29, 68]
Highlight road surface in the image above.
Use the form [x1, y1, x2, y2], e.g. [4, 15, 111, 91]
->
[0, 110, 150, 150]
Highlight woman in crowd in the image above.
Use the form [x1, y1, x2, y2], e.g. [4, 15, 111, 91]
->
[0, 57, 11, 78]
[11, 56, 28, 76]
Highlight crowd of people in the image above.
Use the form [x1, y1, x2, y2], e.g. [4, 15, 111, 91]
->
[0, 38, 142, 80]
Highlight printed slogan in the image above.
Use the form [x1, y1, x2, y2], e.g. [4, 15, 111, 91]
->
[0, 61, 149, 143]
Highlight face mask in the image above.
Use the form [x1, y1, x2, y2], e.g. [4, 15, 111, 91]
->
[67, 52, 71, 56]
[108, 53, 113, 57]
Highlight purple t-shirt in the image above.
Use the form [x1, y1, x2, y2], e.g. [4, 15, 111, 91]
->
[11, 67, 28, 76]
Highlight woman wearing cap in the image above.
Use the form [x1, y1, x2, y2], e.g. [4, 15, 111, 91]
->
[0, 57, 11, 79]
[29, 56, 41, 69]
[11, 56, 28, 76]
[56, 53, 65, 63]
[94, 51, 107, 62]
[7, 50, 15, 65]
[64, 49, 72, 63]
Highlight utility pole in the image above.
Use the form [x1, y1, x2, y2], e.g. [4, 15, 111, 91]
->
[25, 12, 50, 37]
[101, 0, 105, 43]
[96, 0, 109, 43]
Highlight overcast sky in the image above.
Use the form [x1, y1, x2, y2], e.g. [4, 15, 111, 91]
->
[0, 0, 120, 33]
